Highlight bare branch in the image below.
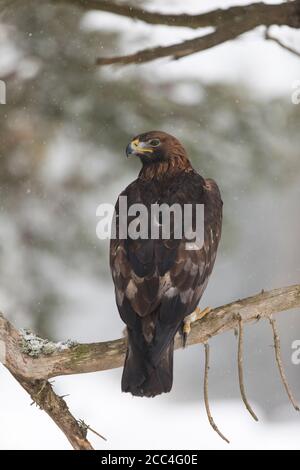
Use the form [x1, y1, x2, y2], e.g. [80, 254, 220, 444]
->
[94, 1, 300, 65]
[265, 28, 300, 58]
[237, 317, 259, 421]
[60, 1, 300, 30]
[1, 284, 300, 448]
[269, 316, 300, 411]
[1, 285, 299, 381]
[96, 26, 247, 66]
[15, 376, 94, 449]
[203, 343, 230, 444]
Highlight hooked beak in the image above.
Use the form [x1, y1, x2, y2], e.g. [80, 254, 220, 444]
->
[126, 138, 153, 157]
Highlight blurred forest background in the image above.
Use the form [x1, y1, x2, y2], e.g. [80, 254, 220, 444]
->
[0, 0, 300, 449]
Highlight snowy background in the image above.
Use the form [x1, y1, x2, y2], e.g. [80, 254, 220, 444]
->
[0, 0, 300, 449]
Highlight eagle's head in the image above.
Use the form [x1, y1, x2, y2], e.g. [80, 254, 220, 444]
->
[126, 131, 188, 165]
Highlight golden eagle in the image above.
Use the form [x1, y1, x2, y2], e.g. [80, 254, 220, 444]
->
[110, 131, 222, 397]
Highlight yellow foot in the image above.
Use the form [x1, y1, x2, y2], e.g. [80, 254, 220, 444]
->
[183, 306, 212, 346]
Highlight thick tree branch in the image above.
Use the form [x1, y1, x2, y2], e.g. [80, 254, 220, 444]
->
[1, 285, 299, 380]
[1, 284, 299, 448]
[60, 1, 300, 30]
[93, 1, 300, 65]
[16, 376, 94, 450]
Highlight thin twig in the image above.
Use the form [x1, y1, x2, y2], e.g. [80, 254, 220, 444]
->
[269, 316, 300, 411]
[237, 317, 258, 421]
[265, 28, 300, 58]
[96, 26, 247, 66]
[203, 343, 230, 444]
[78, 419, 107, 442]
[87, 425, 107, 441]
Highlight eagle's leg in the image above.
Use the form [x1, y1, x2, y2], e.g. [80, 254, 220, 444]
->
[182, 306, 212, 346]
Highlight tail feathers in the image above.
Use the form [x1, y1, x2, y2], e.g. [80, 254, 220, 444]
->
[122, 332, 174, 397]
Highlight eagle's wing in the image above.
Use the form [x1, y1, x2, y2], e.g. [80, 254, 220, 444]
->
[110, 180, 162, 324]
[150, 176, 222, 363]
[169, 178, 223, 313]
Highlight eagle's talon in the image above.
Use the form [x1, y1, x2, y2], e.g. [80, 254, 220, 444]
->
[183, 306, 212, 346]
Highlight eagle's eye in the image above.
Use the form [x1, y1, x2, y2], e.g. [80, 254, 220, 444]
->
[148, 139, 160, 147]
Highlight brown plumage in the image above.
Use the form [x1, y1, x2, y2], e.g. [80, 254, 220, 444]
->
[110, 131, 222, 397]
